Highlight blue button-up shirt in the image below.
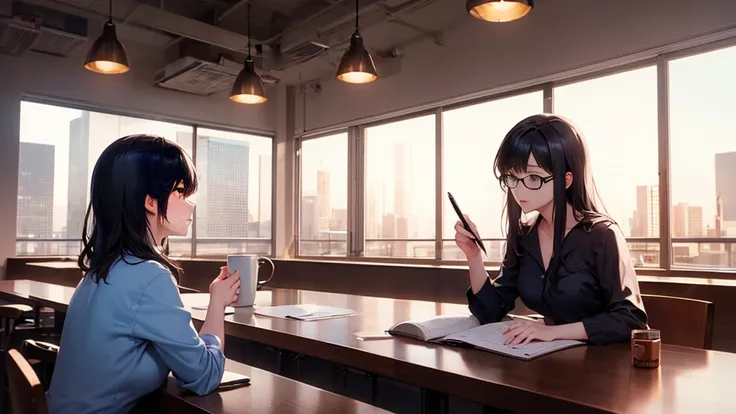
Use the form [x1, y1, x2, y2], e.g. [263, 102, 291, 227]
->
[47, 256, 225, 413]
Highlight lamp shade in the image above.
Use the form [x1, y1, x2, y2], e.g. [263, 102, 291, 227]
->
[84, 22, 130, 74]
[466, 0, 533, 22]
[336, 31, 377, 84]
[230, 58, 267, 104]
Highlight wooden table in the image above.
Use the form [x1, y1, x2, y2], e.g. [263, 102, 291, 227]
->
[25, 261, 81, 269]
[0, 280, 388, 414]
[5, 280, 736, 413]
[146, 359, 389, 414]
[183, 288, 736, 414]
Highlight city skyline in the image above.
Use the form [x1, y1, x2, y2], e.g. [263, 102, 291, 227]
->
[18, 102, 273, 253]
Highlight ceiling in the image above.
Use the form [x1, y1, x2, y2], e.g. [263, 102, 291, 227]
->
[10, 0, 468, 85]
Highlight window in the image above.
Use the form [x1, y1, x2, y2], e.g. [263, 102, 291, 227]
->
[17, 101, 193, 256]
[669, 45, 736, 270]
[554, 66, 659, 267]
[442, 91, 544, 261]
[364, 115, 436, 258]
[16, 101, 272, 258]
[298, 133, 348, 256]
[195, 128, 273, 257]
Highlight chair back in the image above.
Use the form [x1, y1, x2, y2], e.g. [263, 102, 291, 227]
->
[6, 349, 49, 414]
[641, 294, 714, 349]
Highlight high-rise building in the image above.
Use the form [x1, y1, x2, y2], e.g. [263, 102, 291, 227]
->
[66, 112, 128, 239]
[672, 202, 688, 238]
[632, 185, 659, 237]
[715, 152, 736, 222]
[195, 135, 250, 237]
[688, 206, 704, 237]
[716, 194, 724, 237]
[394, 143, 409, 257]
[317, 171, 330, 232]
[18, 143, 55, 251]
[672, 202, 704, 238]
[67, 114, 90, 238]
[301, 195, 318, 240]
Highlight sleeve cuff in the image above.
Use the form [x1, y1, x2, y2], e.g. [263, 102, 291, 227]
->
[466, 278, 495, 303]
[199, 333, 222, 351]
[582, 315, 624, 346]
[466, 279, 497, 323]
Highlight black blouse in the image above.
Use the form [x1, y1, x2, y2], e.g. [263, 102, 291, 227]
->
[466, 216, 648, 345]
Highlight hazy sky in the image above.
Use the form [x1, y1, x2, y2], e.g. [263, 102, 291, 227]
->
[18, 44, 736, 243]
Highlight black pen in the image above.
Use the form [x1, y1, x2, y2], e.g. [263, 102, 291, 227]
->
[448, 192, 487, 255]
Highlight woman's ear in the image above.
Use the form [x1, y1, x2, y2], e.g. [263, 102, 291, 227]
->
[565, 172, 574, 189]
[145, 195, 158, 215]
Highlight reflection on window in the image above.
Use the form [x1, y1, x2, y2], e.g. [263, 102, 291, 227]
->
[17, 102, 193, 257]
[364, 115, 436, 258]
[195, 128, 273, 257]
[554, 66, 659, 267]
[669, 45, 736, 270]
[299, 133, 348, 256]
[442, 91, 543, 261]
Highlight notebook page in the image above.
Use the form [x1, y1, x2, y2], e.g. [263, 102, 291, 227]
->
[443, 321, 583, 360]
[411, 314, 481, 341]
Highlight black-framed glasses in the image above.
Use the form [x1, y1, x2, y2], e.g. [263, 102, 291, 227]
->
[499, 174, 554, 190]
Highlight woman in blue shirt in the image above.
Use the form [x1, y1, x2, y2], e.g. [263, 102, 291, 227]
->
[47, 135, 241, 413]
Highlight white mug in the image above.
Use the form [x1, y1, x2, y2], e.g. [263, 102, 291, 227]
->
[227, 255, 275, 307]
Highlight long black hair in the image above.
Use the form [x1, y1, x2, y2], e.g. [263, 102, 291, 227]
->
[78, 134, 197, 283]
[494, 114, 609, 281]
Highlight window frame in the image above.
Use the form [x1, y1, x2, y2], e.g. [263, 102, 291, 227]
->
[294, 129, 351, 257]
[15, 95, 276, 258]
[293, 34, 736, 277]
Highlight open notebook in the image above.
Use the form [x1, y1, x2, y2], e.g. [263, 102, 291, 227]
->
[388, 314, 584, 361]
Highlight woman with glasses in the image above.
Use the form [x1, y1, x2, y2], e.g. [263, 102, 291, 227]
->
[454, 114, 647, 346]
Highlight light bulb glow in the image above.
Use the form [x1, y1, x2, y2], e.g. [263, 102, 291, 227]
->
[230, 93, 268, 104]
[85, 60, 129, 74]
[468, 0, 533, 22]
[337, 71, 378, 84]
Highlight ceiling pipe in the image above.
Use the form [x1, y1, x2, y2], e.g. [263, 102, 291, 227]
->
[261, 0, 350, 46]
[314, 0, 438, 51]
[216, 0, 248, 24]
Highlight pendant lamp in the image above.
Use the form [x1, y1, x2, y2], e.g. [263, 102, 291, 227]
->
[466, 0, 533, 23]
[230, 0, 267, 104]
[336, 0, 377, 84]
[85, 0, 129, 74]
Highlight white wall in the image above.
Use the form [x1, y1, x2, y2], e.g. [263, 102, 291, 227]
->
[297, 0, 736, 132]
[0, 41, 278, 277]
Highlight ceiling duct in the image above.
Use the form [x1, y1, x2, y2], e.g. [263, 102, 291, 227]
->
[128, 4, 251, 53]
[0, 1, 87, 57]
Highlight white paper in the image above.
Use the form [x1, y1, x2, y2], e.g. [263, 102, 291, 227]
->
[443, 321, 584, 360]
[254, 304, 355, 321]
[190, 304, 235, 314]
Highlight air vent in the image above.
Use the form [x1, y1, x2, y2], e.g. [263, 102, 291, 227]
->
[0, 1, 88, 57]
[155, 56, 242, 96]
[0, 16, 41, 56]
[31, 24, 86, 56]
